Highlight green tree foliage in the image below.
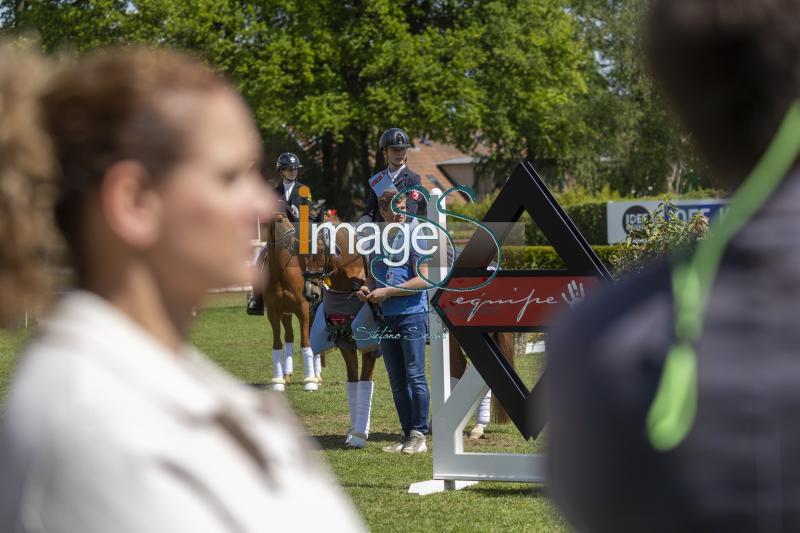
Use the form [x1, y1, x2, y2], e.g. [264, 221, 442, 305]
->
[566, 0, 709, 196]
[2, 0, 720, 211]
[2, 0, 590, 219]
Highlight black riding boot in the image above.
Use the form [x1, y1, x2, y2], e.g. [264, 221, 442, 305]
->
[246, 293, 264, 316]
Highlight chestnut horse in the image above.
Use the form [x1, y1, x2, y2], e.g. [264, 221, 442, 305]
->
[261, 214, 325, 391]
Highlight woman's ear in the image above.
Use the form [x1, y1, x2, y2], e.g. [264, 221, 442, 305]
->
[100, 160, 163, 249]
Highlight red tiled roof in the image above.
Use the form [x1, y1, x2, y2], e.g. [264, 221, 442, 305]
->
[406, 139, 472, 204]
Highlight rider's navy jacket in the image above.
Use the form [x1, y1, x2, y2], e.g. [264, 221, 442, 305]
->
[275, 180, 322, 223]
[358, 166, 427, 223]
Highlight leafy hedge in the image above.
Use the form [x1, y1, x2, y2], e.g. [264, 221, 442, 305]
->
[525, 202, 607, 245]
[500, 245, 620, 271]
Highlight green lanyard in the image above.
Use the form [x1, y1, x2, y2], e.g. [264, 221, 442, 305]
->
[646, 101, 800, 452]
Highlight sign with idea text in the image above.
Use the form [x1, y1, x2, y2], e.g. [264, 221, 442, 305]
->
[606, 199, 728, 244]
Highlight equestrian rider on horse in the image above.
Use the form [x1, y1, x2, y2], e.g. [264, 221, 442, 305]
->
[358, 128, 427, 224]
[247, 152, 321, 315]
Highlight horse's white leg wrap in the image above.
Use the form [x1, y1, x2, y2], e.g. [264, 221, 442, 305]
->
[301, 346, 317, 391]
[468, 388, 491, 439]
[271, 349, 285, 391]
[314, 352, 322, 378]
[356, 381, 374, 436]
[349, 381, 374, 448]
[476, 390, 491, 427]
[301, 346, 315, 379]
[345, 382, 358, 444]
[272, 349, 284, 379]
[283, 342, 294, 375]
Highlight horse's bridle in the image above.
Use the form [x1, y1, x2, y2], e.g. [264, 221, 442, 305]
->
[303, 239, 367, 296]
[265, 216, 373, 307]
[264, 214, 319, 277]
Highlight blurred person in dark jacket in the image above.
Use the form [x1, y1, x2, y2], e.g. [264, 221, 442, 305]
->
[545, 1, 800, 532]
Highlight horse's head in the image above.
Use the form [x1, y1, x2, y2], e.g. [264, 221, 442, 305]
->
[273, 212, 292, 229]
[309, 199, 326, 223]
[318, 227, 368, 292]
[304, 230, 329, 275]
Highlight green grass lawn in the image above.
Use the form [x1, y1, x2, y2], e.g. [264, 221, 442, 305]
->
[0, 293, 570, 532]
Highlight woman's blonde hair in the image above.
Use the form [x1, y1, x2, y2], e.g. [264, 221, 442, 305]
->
[0, 43, 56, 322]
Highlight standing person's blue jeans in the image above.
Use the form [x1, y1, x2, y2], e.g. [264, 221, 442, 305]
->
[380, 312, 430, 436]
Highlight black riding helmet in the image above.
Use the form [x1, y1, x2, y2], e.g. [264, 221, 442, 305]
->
[276, 152, 302, 170]
[378, 128, 411, 150]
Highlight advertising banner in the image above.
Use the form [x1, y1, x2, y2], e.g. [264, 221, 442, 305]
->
[606, 199, 728, 244]
[437, 275, 601, 328]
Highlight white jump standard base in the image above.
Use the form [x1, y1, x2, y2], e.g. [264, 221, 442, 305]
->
[408, 479, 478, 495]
[408, 189, 545, 496]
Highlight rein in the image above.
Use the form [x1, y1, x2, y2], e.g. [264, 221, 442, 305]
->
[320, 254, 363, 292]
[264, 216, 296, 276]
[303, 229, 366, 295]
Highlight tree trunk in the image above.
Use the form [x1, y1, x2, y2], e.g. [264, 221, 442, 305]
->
[320, 132, 335, 206]
[359, 129, 371, 183]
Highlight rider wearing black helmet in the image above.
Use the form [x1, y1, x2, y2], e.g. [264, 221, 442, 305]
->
[275, 152, 315, 223]
[358, 128, 427, 223]
[247, 152, 321, 315]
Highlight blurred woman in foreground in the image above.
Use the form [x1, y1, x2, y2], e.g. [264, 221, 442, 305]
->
[0, 47, 364, 532]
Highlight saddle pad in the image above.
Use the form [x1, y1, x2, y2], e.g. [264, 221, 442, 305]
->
[322, 291, 363, 316]
[310, 305, 335, 354]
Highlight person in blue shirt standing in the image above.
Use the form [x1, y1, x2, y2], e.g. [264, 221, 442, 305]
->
[358, 128, 426, 224]
[357, 189, 433, 454]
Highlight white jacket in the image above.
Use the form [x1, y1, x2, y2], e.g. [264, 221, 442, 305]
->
[0, 291, 365, 533]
